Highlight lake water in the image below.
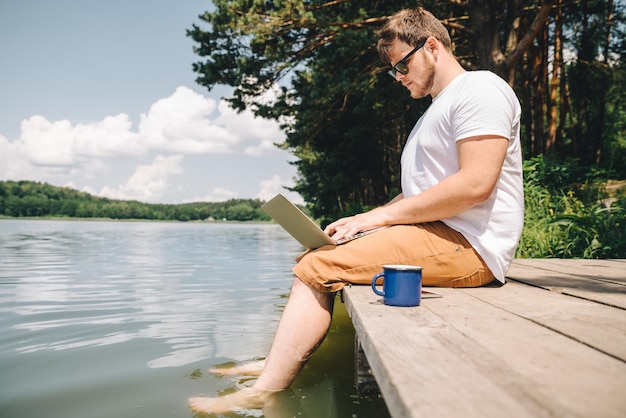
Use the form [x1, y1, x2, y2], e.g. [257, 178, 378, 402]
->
[0, 219, 390, 418]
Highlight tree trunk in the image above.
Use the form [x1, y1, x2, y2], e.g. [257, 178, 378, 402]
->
[546, 0, 562, 152]
[467, 0, 503, 72]
[532, 23, 549, 155]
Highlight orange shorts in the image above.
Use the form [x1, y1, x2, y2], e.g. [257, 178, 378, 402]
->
[292, 222, 495, 293]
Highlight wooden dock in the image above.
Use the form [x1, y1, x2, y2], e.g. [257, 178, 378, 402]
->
[342, 259, 626, 418]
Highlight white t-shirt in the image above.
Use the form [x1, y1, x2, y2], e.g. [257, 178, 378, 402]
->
[401, 71, 524, 282]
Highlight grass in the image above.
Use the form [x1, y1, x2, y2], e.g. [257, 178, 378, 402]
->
[517, 156, 626, 259]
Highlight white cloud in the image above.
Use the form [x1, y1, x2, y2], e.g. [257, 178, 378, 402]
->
[75, 114, 143, 157]
[19, 117, 75, 166]
[0, 134, 30, 178]
[18, 114, 141, 167]
[2, 86, 284, 176]
[257, 174, 303, 205]
[186, 187, 240, 203]
[98, 155, 184, 202]
[244, 139, 280, 157]
[0, 86, 296, 203]
[138, 86, 238, 154]
[214, 100, 286, 151]
[257, 175, 284, 201]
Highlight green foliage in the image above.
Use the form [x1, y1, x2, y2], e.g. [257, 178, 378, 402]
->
[6, 3, 624, 261]
[517, 156, 626, 258]
[189, 0, 429, 223]
[0, 181, 272, 223]
[189, 1, 626, 223]
[4, 174, 625, 258]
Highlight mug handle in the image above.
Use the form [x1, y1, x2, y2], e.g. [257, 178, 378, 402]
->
[371, 272, 385, 296]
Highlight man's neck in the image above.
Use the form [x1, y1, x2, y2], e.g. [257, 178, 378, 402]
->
[431, 56, 466, 98]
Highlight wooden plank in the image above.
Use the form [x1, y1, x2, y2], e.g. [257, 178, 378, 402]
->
[343, 284, 626, 418]
[426, 286, 626, 418]
[512, 259, 626, 284]
[507, 261, 626, 310]
[344, 286, 550, 418]
[458, 281, 626, 361]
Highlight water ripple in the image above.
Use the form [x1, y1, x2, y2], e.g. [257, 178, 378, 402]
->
[0, 219, 300, 368]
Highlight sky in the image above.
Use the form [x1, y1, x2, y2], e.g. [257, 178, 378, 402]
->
[0, 0, 303, 204]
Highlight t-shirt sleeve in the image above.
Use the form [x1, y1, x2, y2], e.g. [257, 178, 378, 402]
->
[451, 73, 519, 142]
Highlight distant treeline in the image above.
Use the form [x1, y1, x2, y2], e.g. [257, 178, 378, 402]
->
[0, 180, 273, 222]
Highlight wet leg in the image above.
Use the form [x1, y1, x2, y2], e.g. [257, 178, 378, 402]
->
[189, 277, 335, 414]
[253, 277, 335, 390]
[209, 359, 266, 376]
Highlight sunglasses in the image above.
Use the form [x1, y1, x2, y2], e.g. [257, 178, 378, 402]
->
[387, 39, 427, 79]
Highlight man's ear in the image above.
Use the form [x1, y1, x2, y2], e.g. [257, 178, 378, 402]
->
[425, 36, 441, 59]
[426, 36, 438, 51]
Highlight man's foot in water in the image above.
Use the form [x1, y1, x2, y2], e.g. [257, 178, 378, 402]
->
[188, 386, 275, 414]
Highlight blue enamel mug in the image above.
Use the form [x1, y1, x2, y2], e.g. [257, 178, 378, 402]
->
[371, 264, 423, 307]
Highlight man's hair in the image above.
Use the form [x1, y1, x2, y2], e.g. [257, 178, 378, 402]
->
[377, 7, 452, 64]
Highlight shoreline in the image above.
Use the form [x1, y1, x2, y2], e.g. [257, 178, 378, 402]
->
[0, 216, 274, 224]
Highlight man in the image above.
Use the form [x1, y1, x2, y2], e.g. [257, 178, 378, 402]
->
[189, 6, 523, 414]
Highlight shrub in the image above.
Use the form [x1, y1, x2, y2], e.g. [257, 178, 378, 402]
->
[518, 155, 626, 258]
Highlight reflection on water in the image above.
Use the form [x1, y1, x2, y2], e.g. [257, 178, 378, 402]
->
[1, 220, 296, 366]
[0, 219, 390, 418]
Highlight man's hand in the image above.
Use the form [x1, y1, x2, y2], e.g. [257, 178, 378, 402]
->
[324, 209, 388, 242]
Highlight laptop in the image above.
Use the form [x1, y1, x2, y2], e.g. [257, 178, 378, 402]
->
[262, 194, 442, 298]
[261, 193, 385, 249]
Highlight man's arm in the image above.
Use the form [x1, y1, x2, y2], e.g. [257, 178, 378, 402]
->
[384, 193, 404, 206]
[324, 135, 508, 240]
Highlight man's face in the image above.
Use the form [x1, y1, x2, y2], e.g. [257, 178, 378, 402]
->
[388, 39, 435, 99]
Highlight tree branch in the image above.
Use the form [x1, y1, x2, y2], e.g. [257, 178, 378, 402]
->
[502, 0, 556, 72]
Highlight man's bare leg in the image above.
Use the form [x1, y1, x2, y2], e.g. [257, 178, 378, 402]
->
[189, 277, 335, 414]
[209, 359, 267, 376]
